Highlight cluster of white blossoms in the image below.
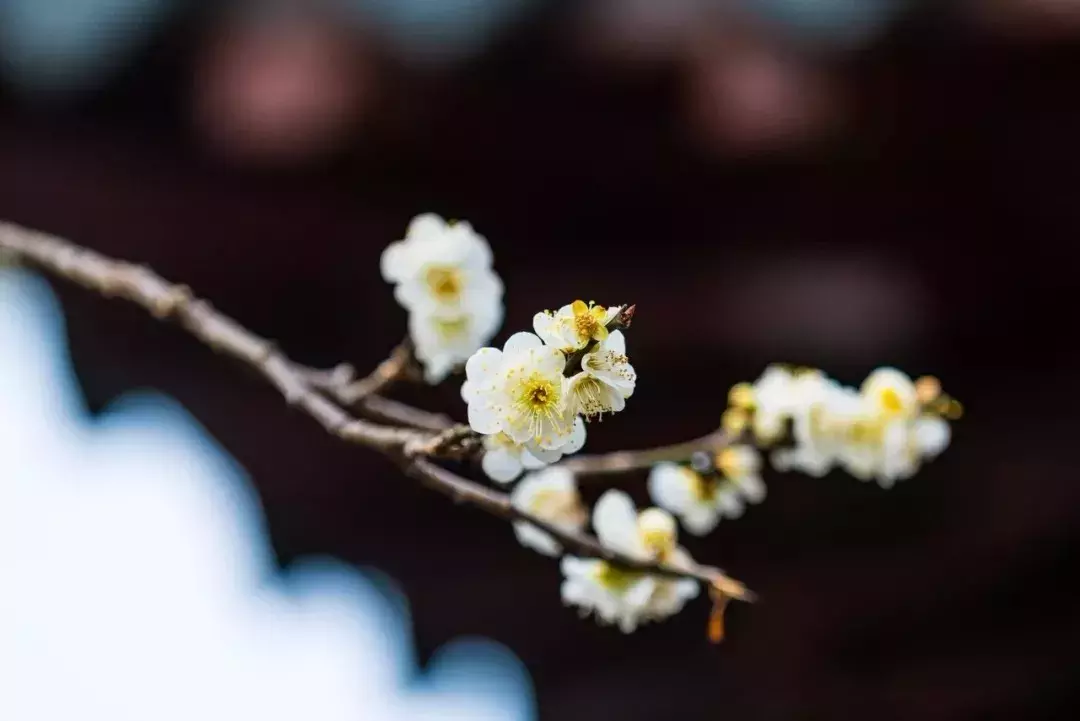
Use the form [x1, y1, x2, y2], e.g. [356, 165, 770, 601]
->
[648, 445, 766, 536]
[381, 214, 504, 383]
[723, 365, 960, 488]
[375, 214, 961, 637]
[560, 490, 700, 633]
[462, 300, 636, 483]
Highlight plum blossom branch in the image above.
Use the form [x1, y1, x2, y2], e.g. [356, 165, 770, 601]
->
[558, 428, 735, 477]
[0, 219, 753, 611]
[410, 457, 752, 598]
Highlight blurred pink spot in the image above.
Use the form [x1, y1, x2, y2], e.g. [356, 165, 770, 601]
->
[578, 0, 716, 65]
[683, 36, 836, 155]
[195, 17, 373, 163]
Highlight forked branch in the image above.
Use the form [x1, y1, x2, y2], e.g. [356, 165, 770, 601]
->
[0, 220, 752, 605]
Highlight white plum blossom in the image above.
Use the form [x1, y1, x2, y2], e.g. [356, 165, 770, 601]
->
[509, 467, 587, 556]
[762, 366, 957, 487]
[559, 490, 699, 633]
[479, 419, 587, 484]
[464, 332, 577, 452]
[648, 446, 765, 535]
[381, 213, 504, 383]
[408, 303, 503, 384]
[381, 213, 503, 312]
[565, 330, 636, 419]
[861, 367, 919, 420]
[533, 300, 622, 353]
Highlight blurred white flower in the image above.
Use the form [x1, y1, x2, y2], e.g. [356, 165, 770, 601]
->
[480, 419, 587, 484]
[0, 270, 533, 721]
[533, 300, 621, 353]
[560, 491, 699, 632]
[408, 304, 503, 384]
[464, 332, 577, 452]
[860, 366, 918, 420]
[509, 467, 587, 557]
[767, 366, 957, 487]
[648, 446, 765, 535]
[382, 214, 504, 383]
[565, 330, 636, 419]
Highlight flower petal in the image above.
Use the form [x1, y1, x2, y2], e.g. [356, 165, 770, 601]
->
[682, 506, 721, 536]
[604, 329, 626, 356]
[562, 417, 587, 455]
[481, 446, 523, 484]
[522, 445, 561, 466]
[513, 521, 561, 557]
[738, 474, 767, 504]
[467, 401, 502, 435]
[502, 331, 544, 356]
[465, 347, 502, 384]
[647, 463, 696, 514]
[379, 240, 409, 282]
[593, 490, 645, 558]
[914, 416, 951, 457]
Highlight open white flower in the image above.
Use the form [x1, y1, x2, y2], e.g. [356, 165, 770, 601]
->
[381, 213, 505, 384]
[648, 446, 765, 535]
[464, 332, 577, 451]
[861, 367, 918, 421]
[565, 330, 636, 419]
[479, 418, 587, 484]
[509, 467, 587, 556]
[559, 490, 699, 632]
[408, 303, 503, 384]
[533, 300, 622, 353]
[380, 213, 503, 313]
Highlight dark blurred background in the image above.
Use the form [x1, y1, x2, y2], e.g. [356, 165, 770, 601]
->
[2, 1, 1078, 719]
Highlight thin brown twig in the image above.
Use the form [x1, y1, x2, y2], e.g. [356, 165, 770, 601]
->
[558, 428, 734, 477]
[302, 360, 454, 432]
[410, 458, 753, 599]
[0, 220, 753, 605]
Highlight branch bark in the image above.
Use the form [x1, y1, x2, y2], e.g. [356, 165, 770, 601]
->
[558, 429, 734, 477]
[0, 220, 753, 609]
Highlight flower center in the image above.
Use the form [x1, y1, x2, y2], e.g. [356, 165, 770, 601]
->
[424, 265, 463, 301]
[511, 372, 566, 442]
[593, 562, 641, 592]
[432, 315, 468, 339]
[681, 467, 719, 502]
[529, 489, 584, 525]
[570, 300, 609, 343]
[715, 448, 743, 478]
[574, 312, 600, 340]
[879, 387, 904, 415]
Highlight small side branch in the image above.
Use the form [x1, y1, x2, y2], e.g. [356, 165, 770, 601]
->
[409, 458, 753, 600]
[559, 429, 734, 477]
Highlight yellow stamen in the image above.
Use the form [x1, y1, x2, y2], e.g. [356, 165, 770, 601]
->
[571, 299, 609, 342]
[593, 562, 641, 591]
[879, 387, 905, 415]
[728, 383, 755, 410]
[721, 407, 749, 434]
[715, 448, 745, 478]
[512, 373, 565, 442]
[432, 315, 468, 339]
[424, 265, 463, 301]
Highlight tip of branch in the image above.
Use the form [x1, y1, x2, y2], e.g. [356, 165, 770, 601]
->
[614, 304, 636, 329]
[711, 574, 755, 604]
